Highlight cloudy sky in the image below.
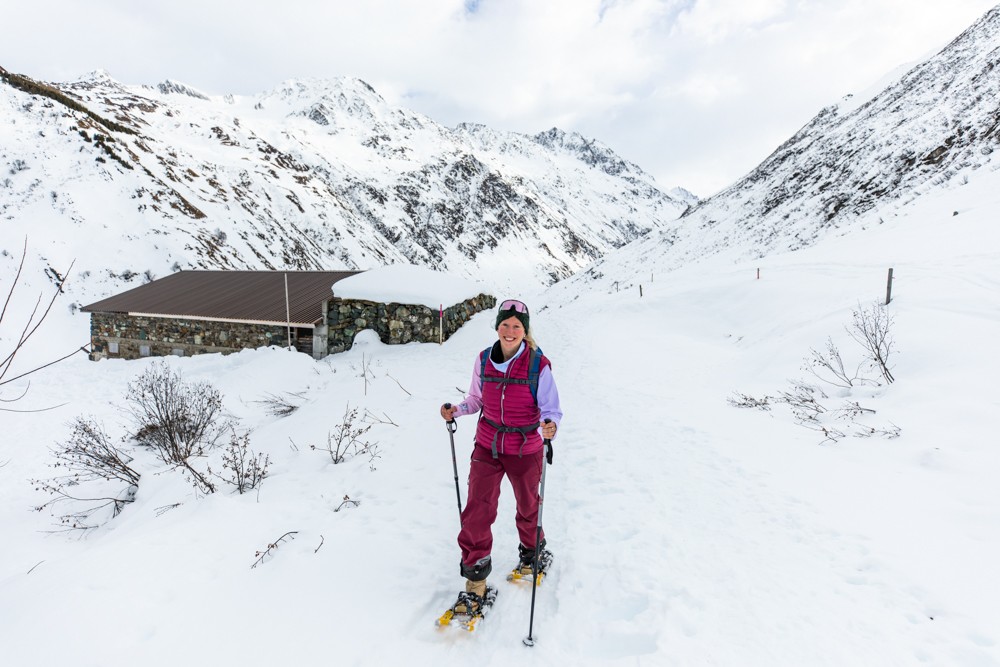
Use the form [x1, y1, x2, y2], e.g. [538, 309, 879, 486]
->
[4, 0, 997, 196]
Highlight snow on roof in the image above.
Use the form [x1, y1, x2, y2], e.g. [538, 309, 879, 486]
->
[331, 264, 487, 309]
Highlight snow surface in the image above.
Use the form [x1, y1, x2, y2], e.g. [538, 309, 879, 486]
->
[2, 167, 1000, 666]
[332, 264, 487, 310]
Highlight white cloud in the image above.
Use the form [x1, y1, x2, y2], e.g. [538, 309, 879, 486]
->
[3, 0, 997, 196]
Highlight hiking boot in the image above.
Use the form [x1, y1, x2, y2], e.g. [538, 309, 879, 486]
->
[453, 578, 487, 614]
[515, 540, 553, 577]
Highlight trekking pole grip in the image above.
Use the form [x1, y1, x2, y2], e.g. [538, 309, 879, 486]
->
[543, 419, 553, 465]
[444, 402, 457, 433]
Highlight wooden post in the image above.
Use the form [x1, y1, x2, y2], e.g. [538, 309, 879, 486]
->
[639, 285, 643, 298]
[757, 268, 760, 280]
[885, 268, 894, 305]
[284, 272, 292, 349]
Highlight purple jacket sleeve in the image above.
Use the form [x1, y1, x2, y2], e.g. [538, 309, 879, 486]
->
[452, 356, 484, 417]
[536, 365, 563, 428]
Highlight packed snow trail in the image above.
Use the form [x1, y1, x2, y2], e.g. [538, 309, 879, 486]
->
[3, 194, 1000, 665]
[368, 281, 989, 665]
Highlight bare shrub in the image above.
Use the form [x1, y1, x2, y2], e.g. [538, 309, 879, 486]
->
[362, 408, 399, 427]
[848, 301, 896, 384]
[732, 380, 894, 446]
[851, 422, 901, 439]
[730, 300, 901, 445]
[776, 381, 828, 424]
[798, 421, 847, 446]
[727, 392, 773, 410]
[127, 361, 230, 463]
[312, 403, 377, 465]
[32, 417, 140, 530]
[365, 443, 383, 471]
[357, 353, 376, 396]
[251, 531, 298, 569]
[126, 361, 230, 494]
[830, 400, 877, 421]
[385, 370, 411, 396]
[335, 494, 361, 512]
[804, 337, 877, 388]
[217, 431, 270, 494]
[1, 239, 87, 411]
[252, 391, 307, 418]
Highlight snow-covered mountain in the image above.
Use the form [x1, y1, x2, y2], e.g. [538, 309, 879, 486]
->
[574, 4, 1000, 288]
[0, 67, 690, 303]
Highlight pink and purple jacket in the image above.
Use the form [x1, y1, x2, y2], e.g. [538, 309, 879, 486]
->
[452, 342, 563, 457]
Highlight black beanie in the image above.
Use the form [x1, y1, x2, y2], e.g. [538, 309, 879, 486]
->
[495, 305, 529, 334]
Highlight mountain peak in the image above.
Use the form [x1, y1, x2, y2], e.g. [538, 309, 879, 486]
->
[261, 77, 386, 104]
[532, 127, 644, 178]
[75, 69, 118, 84]
[156, 79, 210, 100]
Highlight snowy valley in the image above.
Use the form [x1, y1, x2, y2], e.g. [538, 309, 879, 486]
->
[2, 6, 1000, 667]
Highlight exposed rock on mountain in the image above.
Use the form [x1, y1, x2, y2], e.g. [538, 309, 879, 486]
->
[155, 80, 210, 100]
[1, 69, 690, 300]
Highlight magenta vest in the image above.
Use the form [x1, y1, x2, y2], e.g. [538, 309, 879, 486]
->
[476, 345, 550, 457]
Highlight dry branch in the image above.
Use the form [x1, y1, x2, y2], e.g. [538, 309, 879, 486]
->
[251, 531, 299, 569]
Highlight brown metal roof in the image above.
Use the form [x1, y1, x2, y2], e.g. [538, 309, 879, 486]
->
[81, 270, 362, 326]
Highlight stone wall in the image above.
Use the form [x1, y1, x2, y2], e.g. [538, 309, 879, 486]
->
[87, 292, 496, 361]
[326, 293, 495, 353]
[88, 312, 290, 360]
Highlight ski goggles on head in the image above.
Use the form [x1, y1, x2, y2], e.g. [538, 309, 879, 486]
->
[498, 299, 529, 315]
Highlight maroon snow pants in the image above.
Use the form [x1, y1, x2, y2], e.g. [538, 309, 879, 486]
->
[458, 446, 545, 572]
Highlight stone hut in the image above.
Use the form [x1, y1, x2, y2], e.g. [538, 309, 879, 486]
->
[81, 268, 494, 361]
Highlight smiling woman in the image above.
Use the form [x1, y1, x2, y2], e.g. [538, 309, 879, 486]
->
[438, 298, 563, 621]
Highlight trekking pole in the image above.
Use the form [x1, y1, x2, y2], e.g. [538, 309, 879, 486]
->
[524, 420, 553, 648]
[444, 403, 463, 526]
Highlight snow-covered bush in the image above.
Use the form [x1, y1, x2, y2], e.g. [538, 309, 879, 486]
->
[311, 403, 379, 466]
[127, 361, 229, 461]
[32, 417, 140, 531]
[251, 390, 306, 417]
[216, 430, 270, 494]
[848, 301, 895, 384]
[127, 361, 232, 493]
[730, 305, 900, 444]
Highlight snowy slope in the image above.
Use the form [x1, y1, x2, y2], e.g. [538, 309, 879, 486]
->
[2, 158, 999, 666]
[0, 67, 690, 306]
[589, 4, 1000, 280]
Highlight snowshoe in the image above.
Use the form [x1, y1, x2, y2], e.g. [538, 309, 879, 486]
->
[436, 585, 498, 632]
[507, 545, 553, 585]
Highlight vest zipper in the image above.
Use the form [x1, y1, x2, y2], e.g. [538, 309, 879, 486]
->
[499, 364, 508, 455]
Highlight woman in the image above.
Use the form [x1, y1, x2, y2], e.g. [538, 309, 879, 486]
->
[440, 298, 563, 615]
